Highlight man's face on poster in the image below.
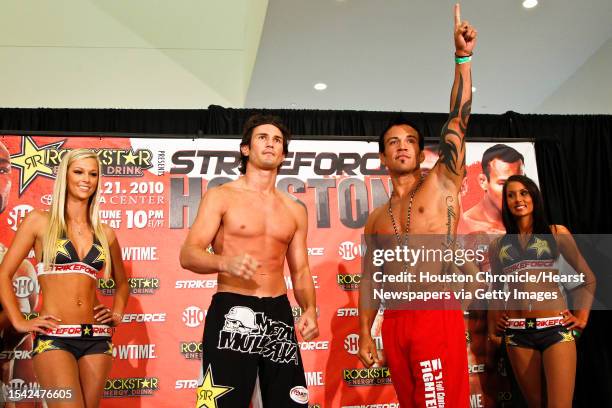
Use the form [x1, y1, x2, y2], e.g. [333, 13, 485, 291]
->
[0, 142, 11, 214]
[480, 158, 523, 210]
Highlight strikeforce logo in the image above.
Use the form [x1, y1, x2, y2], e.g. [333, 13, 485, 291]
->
[104, 377, 159, 398]
[98, 277, 160, 295]
[343, 367, 392, 386]
[9, 136, 153, 195]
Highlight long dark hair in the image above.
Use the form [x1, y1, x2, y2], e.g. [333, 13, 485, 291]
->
[239, 114, 290, 174]
[501, 175, 558, 258]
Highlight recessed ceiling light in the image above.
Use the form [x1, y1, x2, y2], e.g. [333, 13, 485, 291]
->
[314, 83, 327, 91]
[472, 86, 477, 93]
[522, 0, 538, 9]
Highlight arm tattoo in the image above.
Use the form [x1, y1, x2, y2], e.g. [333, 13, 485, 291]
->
[439, 73, 471, 176]
[445, 196, 456, 246]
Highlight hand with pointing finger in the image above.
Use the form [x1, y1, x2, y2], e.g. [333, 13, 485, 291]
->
[454, 3, 477, 56]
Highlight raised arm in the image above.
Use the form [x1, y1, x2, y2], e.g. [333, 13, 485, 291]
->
[286, 202, 318, 341]
[436, 3, 477, 187]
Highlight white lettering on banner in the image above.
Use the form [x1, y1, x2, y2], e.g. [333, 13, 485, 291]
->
[0, 350, 32, 359]
[122, 313, 167, 323]
[175, 380, 199, 389]
[7, 205, 33, 232]
[175, 280, 217, 289]
[284, 275, 320, 290]
[299, 341, 329, 351]
[13, 276, 37, 298]
[307, 247, 325, 256]
[305, 371, 324, 386]
[113, 344, 157, 360]
[338, 241, 363, 261]
[337, 308, 359, 317]
[121, 247, 159, 261]
[470, 394, 484, 408]
[183, 306, 206, 328]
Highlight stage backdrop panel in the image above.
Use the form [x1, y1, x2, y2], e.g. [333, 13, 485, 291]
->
[0, 135, 537, 407]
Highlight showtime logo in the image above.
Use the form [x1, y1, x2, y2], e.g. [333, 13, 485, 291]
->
[13, 276, 37, 298]
[338, 241, 363, 261]
[344, 334, 359, 355]
[344, 334, 383, 355]
[113, 344, 157, 360]
[182, 306, 206, 328]
[7, 205, 33, 232]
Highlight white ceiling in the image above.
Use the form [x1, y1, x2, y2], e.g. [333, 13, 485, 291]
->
[1, 0, 611, 115]
[247, 0, 612, 114]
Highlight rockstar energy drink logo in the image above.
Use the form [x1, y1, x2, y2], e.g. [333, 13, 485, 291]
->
[343, 367, 392, 386]
[10, 136, 153, 195]
[98, 277, 160, 295]
[103, 377, 159, 398]
[22, 312, 40, 320]
[180, 341, 203, 360]
[337, 273, 361, 291]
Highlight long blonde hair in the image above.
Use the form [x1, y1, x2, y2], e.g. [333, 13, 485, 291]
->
[42, 148, 112, 279]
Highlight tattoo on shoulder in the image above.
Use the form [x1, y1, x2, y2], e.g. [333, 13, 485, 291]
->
[439, 73, 471, 176]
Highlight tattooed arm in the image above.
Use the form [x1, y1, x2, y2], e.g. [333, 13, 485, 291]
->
[436, 4, 477, 188]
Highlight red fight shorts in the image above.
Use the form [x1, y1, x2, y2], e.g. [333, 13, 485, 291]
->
[382, 309, 469, 407]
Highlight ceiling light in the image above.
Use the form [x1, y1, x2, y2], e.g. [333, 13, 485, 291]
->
[314, 83, 327, 91]
[522, 0, 538, 9]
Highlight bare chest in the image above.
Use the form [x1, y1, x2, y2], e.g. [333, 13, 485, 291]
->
[221, 195, 296, 244]
[378, 186, 460, 236]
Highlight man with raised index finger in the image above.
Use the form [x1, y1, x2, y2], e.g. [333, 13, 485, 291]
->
[358, 4, 477, 407]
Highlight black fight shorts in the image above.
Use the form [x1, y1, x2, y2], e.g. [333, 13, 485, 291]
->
[196, 292, 308, 408]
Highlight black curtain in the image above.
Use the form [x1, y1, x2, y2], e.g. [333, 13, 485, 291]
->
[1, 106, 611, 406]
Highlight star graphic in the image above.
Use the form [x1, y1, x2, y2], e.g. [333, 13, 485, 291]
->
[123, 150, 138, 165]
[105, 341, 114, 355]
[498, 244, 513, 263]
[55, 238, 72, 260]
[92, 244, 106, 264]
[83, 326, 91, 335]
[527, 321, 535, 328]
[10, 136, 65, 195]
[528, 237, 552, 258]
[142, 279, 151, 288]
[141, 378, 151, 388]
[34, 339, 58, 354]
[560, 331, 574, 343]
[195, 365, 233, 408]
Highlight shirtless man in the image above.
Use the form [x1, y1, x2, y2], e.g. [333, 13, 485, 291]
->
[180, 114, 318, 408]
[460, 144, 524, 234]
[358, 5, 476, 407]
